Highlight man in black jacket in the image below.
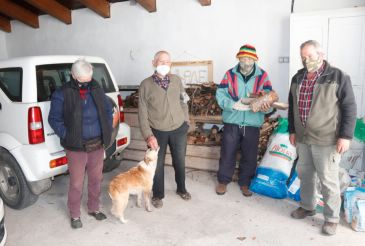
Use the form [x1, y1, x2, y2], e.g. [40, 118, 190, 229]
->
[288, 40, 357, 235]
[49, 59, 113, 229]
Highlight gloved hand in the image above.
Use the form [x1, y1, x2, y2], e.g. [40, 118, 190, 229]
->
[232, 100, 250, 111]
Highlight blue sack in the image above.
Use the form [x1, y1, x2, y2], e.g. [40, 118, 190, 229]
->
[250, 167, 288, 199]
[287, 171, 301, 201]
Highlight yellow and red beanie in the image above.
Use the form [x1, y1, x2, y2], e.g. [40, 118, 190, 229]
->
[236, 44, 258, 61]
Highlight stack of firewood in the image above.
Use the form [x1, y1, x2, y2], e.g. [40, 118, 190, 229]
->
[185, 82, 222, 116]
[124, 91, 139, 108]
[187, 124, 222, 145]
[257, 117, 279, 162]
[187, 117, 279, 162]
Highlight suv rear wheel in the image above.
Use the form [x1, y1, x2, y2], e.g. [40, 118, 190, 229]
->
[0, 148, 38, 209]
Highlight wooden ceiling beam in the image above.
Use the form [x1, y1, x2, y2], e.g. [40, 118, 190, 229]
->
[79, 0, 110, 18]
[0, 0, 39, 28]
[199, 0, 211, 6]
[0, 15, 11, 33]
[136, 0, 157, 13]
[25, 0, 72, 25]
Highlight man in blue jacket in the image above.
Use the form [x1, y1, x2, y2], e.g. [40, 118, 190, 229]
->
[49, 59, 113, 229]
[215, 44, 272, 197]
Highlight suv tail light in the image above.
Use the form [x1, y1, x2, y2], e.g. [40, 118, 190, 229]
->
[28, 106, 45, 144]
[117, 95, 125, 123]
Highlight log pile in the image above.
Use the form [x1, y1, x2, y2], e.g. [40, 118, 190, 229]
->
[185, 82, 222, 116]
[124, 91, 139, 108]
[187, 124, 221, 146]
[257, 117, 279, 162]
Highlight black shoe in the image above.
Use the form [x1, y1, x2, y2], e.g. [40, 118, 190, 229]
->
[151, 198, 163, 208]
[71, 217, 82, 229]
[88, 211, 107, 221]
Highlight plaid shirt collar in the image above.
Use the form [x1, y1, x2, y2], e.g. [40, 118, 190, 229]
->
[152, 72, 170, 90]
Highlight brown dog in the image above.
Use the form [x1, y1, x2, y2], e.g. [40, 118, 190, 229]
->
[108, 148, 159, 223]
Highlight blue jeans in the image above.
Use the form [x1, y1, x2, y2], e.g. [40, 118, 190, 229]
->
[152, 122, 189, 199]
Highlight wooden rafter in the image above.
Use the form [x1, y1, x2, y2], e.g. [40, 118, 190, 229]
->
[136, 0, 157, 13]
[79, 0, 110, 18]
[0, 15, 11, 33]
[199, 0, 211, 6]
[0, 0, 39, 28]
[25, 0, 71, 25]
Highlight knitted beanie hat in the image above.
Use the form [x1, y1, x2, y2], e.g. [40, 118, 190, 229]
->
[236, 44, 258, 60]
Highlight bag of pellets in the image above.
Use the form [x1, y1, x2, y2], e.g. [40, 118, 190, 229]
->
[250, 120, 297, 199]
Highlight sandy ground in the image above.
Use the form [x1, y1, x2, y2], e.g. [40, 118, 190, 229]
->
[4, 160, 365, 246]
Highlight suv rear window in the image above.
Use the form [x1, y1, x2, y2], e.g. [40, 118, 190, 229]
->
[0, 68, 22, 102]
[36, 63, 116, 102]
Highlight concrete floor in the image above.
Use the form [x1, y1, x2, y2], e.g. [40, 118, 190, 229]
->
[4, 160, 365, 246]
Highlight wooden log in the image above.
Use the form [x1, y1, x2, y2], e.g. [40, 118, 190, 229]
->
[128, 139, 221, 159]
[123, 149, 219, 171]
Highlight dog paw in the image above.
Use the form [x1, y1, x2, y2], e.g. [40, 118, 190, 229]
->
[120, 218, 128, 224]
[146, 206, 153, 212]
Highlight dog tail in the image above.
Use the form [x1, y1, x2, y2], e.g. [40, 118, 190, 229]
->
[108, 183, 118, 200]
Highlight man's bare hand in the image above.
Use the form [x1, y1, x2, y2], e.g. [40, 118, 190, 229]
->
[336, 138, 350, 154]
[289, 133, 296, 146]
[147, 135, 159, 150]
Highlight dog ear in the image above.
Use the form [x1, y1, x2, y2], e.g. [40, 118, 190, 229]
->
[144, 157, 152, 165]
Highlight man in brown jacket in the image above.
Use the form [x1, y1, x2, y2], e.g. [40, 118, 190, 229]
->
[138, 51, 191, 208]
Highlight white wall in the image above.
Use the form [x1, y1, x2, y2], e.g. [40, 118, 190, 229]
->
[294, 0, 365, 12]
[5, 0, 291, 104]
[0, 32, 7, 60]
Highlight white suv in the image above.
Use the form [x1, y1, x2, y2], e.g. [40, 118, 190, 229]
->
[0, 56, 130, 209]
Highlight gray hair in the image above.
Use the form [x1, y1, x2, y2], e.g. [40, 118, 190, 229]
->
[153, 50, 170, 62]
[71, 59, 93, 78]
[300, 40, 325, 56]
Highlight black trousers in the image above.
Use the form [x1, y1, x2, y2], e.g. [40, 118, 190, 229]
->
[217, 123, 260, 186]
[152, 122, 189, 199]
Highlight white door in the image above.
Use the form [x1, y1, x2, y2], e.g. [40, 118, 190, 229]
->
[289, 16, 328, 84]
[328, 16, 365, 117]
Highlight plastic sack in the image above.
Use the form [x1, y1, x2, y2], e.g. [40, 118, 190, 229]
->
[351, 200, 365, 232]
[287, 171, 301, 201]
[257, 133, 297, 179]
[250, 167, 288, 199]
[354, 118, 365, 143]
[344, 187, 365, 224]
[250, 120, 297, 199]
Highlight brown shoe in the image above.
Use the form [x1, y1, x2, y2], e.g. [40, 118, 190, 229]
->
[240, 186, 253, 197]
[291, 207, 316, 219]
[216, 183, 227, 195]
[322, 222, 337, 235]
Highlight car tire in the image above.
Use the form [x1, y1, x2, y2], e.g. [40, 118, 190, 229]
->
[0, 148, 38, 209]
[103, 155, 121, 173]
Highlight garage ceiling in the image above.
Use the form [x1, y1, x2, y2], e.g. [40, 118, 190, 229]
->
[0, 0, 212, 33]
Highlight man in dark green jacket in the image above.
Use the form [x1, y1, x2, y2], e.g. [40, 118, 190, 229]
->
[288, 40, 357, 236]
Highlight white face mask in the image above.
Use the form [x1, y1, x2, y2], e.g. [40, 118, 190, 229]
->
[156, 65, 170, 76]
